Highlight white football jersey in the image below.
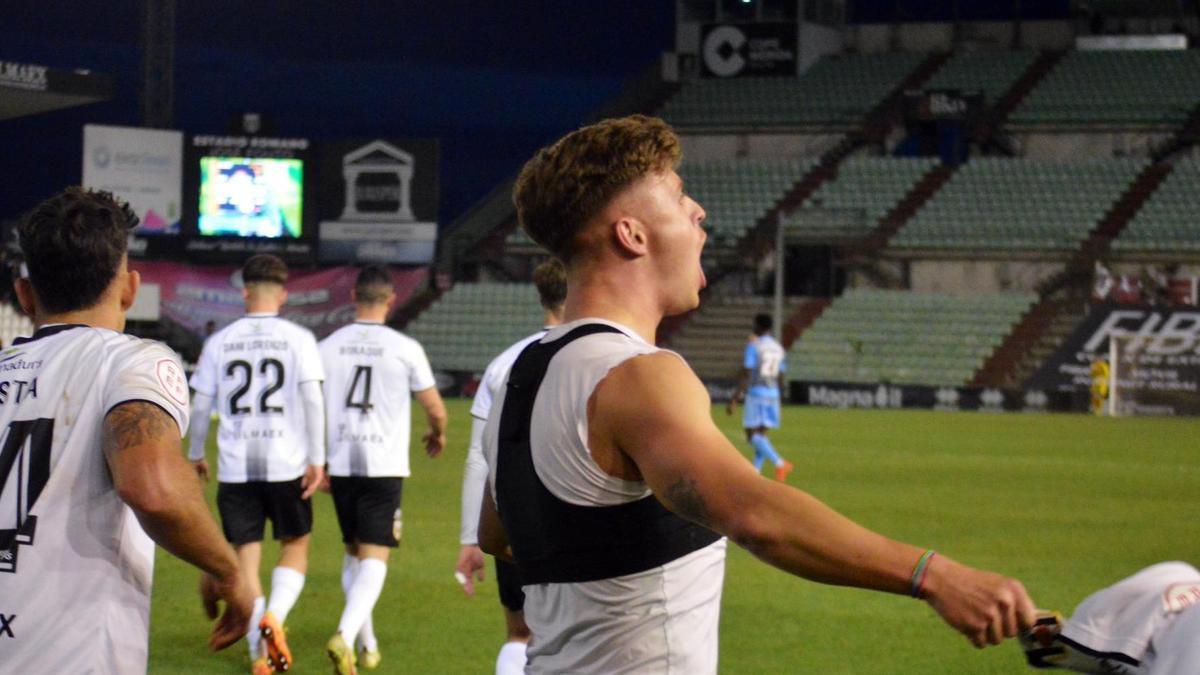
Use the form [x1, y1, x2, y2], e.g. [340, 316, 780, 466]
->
[191, 313, 324, 482]
[320, 321, 436, 477]
[1061, 561, 1200, 674]
[469, 329, 548, 421]
[0, 324, 190, 674]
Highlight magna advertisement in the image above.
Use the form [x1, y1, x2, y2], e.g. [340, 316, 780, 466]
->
[1027, 304, 1200, 416]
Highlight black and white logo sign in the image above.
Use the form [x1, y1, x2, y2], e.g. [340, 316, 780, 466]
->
[701, 23, 797, 78]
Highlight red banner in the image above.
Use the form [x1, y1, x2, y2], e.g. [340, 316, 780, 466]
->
[130, 260, 427, 339]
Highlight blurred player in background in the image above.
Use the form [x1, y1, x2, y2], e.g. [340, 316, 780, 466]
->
[320, 265, 448, 675]
[455, 258, 567, 675]
[0, 187, 252, 673]
[1020, 561, 1200, 674]
[479, 115, 1036, 673]
[727, 313, 793, 481]
[189, 254, 326, 674]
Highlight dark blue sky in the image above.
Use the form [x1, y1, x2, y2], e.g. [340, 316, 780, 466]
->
[0, 1, 675, 227]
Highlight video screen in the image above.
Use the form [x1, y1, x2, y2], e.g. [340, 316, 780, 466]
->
[198, 157, 303, 238]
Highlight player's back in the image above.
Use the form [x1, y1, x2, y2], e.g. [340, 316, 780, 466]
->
[0, 324, 190, 673]
[747, 334, 785, 396]
[192, 314, 323, 483]
[319, 322, 435, 477]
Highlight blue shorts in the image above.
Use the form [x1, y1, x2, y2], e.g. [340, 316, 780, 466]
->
[743, 394, 780, 429]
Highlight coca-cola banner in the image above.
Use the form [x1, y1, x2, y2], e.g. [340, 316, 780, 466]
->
[130, 260, 427, 340]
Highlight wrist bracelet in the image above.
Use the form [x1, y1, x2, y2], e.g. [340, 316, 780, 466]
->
[910, 549, 936, 598]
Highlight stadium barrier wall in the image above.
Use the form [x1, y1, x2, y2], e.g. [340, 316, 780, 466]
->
[787, 379, 1082, 413]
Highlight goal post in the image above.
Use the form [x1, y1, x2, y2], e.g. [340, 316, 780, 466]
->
[1106, 332, 1200, 417]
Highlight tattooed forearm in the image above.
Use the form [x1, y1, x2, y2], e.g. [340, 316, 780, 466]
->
[102, 401, 175, 455]
[664, 476, 710, 526]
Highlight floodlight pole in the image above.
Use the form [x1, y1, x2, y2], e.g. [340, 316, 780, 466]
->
[774, 210, 785, 339]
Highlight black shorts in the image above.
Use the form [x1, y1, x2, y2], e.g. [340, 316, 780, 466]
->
[495, 558, 526, 612]
[330, 476, 404, 547]
[217, 479, 313, 545]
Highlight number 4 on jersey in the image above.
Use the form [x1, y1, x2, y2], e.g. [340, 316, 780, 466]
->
[0, 419, 54, 574]
[346, 365, 374, 413]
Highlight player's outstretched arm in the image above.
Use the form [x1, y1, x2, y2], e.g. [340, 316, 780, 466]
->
[592, 353, 1035, 648]
[102, 401, 254, 650]
[415, 386, 448, 458]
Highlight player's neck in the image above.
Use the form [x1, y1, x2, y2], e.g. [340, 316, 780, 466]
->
[35, 304, 124, 333]
[244, 301, 280, 315]
[354, 304, 389, 324]
[562, 271, 663, 345]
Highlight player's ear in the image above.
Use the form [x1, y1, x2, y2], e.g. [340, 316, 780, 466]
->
[119, 268, 140, 312]
[278, 287, 288, 306]
[13, 277, 38, 318]
[612, 217, 649, 258]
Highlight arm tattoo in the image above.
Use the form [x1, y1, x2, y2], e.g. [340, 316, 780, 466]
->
[664, 476, 710, 526]
[102, 401, 175, 455]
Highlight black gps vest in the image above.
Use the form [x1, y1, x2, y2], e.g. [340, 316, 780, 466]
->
[494, 323, 720, 585]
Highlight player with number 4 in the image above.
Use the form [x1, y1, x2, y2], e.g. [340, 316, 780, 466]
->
[318, 265, 448, 675]
[727, 313, 793, 481]
[189, 254, 328, 674]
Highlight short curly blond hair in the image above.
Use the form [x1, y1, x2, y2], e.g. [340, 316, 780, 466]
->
[513, 115, 681, 262]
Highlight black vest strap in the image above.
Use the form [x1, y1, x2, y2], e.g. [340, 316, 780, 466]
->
[495, 323, 720, 584]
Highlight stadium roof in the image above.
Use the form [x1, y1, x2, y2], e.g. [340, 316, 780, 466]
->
[0, 60, 113, 121]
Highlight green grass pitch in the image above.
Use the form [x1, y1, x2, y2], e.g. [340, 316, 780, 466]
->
[148, 401, 1199, 673]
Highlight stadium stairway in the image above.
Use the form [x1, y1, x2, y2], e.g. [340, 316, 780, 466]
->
[859, 163, 955, 253]
[664, 294, 808, 381]
[973, 162, 1173, 388]
[970, 296, 1085, 389]
[1152, 100, 1200, 161]
[973, 50, 1066, 150]
[733, 52, 952, 263]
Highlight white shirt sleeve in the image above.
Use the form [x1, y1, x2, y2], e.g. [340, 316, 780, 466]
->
[408, 341, 437, 392]
[459, 416, 489, 545]
[189, 335, 219, 397]
[187, 392, 213, 461]
[469, 362, 496, 421]
[299, 379, 326, 466]
[105, 342, 191, 437]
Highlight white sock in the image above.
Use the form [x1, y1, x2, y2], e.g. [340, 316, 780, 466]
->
[337, 559, 387, 645]
[247, 596, 266, 659]
[496, 641, 528, 675]
[266, 566, 306, 624]
[341, 554, 358, 595]
[360, 612, 378, 653]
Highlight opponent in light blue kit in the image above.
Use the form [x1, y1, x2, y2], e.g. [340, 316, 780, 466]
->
[728, 313, 793, 481]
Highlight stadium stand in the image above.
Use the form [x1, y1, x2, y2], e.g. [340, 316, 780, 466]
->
[924, 50, 1039, 105]
[789, 289, 1037, 387]
[403, 282, 547, 372]
[679, 157, 817, 248]
[791, 157, 939, 241]
[0, 304, 32, 348]
[890, 158, 1146, 252]
[659, 52, 926, 128]
[1010, 50, 1200, 126]
[1113, 158, 1200, 253]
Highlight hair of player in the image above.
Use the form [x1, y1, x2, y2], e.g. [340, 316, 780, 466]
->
[17, 186, 137, 315]
[353, 264, 394, 304]
[532, 258, 568, 309]
[242, 254, 288, 289]
[512, 114, 681, 263]
[754, 313, 772, 334]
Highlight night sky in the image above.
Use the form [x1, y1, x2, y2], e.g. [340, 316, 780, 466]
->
[0, 1, 675, 228]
